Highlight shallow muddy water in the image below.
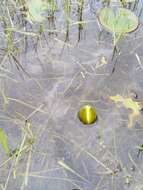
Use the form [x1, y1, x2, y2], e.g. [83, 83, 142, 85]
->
[0, 0, 143, 190]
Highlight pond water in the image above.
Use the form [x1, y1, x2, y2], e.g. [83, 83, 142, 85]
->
[0, 0, 143, 190]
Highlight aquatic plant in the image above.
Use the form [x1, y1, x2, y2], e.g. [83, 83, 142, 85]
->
[63, 0, 72, 40]
[0, 10, 30, 76]
[98, 7, 139, 46]
[77, 0, 84, 41]
[104, 0, 136, 6]
[26, 0, 57, 23]
[0, 128, 11, 157]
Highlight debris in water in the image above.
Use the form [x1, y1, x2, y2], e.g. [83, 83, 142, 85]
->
[109, 94, 142, 128]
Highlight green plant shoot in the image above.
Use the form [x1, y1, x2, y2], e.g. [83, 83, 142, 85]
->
[0, 128, 11, 156]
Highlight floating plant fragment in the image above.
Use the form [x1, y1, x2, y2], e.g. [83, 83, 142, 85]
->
[0, 90, 9, 110]
[0, 128, 11, 156]
[96, 56, 108, 68]
[98, 7, 138, 34]
[109, 95, 142, 128]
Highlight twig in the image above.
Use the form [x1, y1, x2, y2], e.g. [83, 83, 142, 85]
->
[135, 53, 143, 70]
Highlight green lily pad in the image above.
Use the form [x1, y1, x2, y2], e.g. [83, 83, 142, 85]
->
[26, 0, 48, 22]
[98, 7, 138, 34]
[26, 0, 49, 23]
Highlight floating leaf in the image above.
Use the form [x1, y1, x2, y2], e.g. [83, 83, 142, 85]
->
[98, 7, 138, 34]
[110, 95, 142, 128]
[26, 0, 49, 23]
[0, 128, 11, 156]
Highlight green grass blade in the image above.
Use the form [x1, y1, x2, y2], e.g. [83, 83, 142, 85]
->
[0, 128, 11, 157]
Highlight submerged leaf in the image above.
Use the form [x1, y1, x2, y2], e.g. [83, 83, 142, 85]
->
[0, 128, 11, 156]
[98, 7, 138, 34]
[110, 95, 142, 128]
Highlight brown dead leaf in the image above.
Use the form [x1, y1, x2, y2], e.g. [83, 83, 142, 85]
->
[109, 94, 142, 128]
